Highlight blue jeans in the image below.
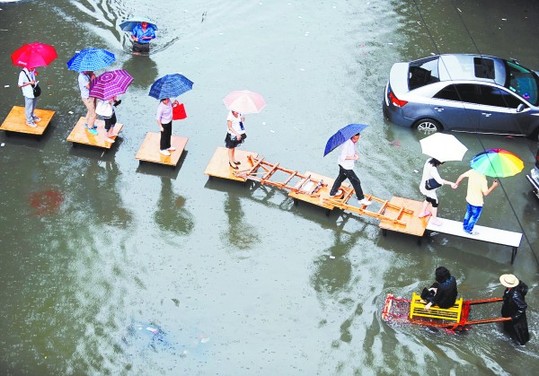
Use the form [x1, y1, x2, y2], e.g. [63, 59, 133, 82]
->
[329, 165, 365, 200]
[463, 203, 483, 233]
[24, 96, 37, 123]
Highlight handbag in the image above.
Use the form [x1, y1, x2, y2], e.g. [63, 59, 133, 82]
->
[96, 100, 113, 119]
[172, 100, 187, 120]
[22, 70, 41, 97]
[425, 178, 442, 190]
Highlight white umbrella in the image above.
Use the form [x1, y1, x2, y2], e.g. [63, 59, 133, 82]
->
[419, 133, 467, 162]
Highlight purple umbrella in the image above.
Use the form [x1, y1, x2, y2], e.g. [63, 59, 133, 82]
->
[89, 69, 133, 100]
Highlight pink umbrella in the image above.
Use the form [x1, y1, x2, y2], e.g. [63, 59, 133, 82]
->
[223, 90, 266, 114]
[89, 69, 133, 100]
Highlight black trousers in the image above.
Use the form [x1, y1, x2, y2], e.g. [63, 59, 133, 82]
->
[160, 121, 172, 150]
[329, 165, 365, 200]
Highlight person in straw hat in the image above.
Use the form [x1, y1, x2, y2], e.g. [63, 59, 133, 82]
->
[500, 274, 529, 345]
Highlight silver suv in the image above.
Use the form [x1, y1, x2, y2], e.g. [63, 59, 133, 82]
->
[383, 54, 539, 140]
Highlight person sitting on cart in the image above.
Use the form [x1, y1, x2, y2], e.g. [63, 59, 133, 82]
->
[421, 266, 458, 310]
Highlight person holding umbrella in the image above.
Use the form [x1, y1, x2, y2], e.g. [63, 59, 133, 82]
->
[326, 128, 371, 206]
[225, 110, 246, 169]
[418, 158, 456, 225]
[149, 74, 194, 156]
[18, 66, 40, 127]
[156, 98, 175, 156]
[78, 70, 98, 135]
[130, 22, 156, 54]
[12, 42, 58, 127]
[417, 133, 465, 225]
[453, 148, 523, 234]
[453, 169, 499, 235]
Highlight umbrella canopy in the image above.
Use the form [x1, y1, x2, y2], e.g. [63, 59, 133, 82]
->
[223, 90, 266, 114]
[324, 123, 368, 156]
[89, 69, 133, 100]
[419, 133, 468, 162]
[11, 42, 58, 69]
[470, 148, 524, 178]
[119, 18, 158, 32]
[66, 48, 116, 72]
[148, 74, 194, 100]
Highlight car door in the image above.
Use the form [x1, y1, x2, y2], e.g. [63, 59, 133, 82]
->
[474, 84, 527, 134]
[430, 83, 480, 131]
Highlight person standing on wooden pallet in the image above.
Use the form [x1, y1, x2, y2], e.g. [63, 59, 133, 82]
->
[225, 110, 246, 170]
[78, 70, 98, 135]
[156, 98, 175, 156]
[420, 266, 458, 310]
[418, 158, 457, 226]
[499, 273, 529, 345]
[18, 66, 41, 127]
[328, 133, 372, 206]
[453, 169, 499, 235]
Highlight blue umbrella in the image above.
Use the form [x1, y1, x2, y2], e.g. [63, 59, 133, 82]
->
[149, 74, 194, 100]
[323, 123, 368, 156]
[66, 48, 116, 72]
[119, 18, 158, 32]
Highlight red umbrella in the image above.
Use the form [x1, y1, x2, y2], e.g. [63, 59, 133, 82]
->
[89, 69, 133, 100]
[11, 42, 58, 68]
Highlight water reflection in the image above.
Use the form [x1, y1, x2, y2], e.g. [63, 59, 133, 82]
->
[84, 158, 133, 227]
[222, 192, 259, 251]
[311, 229, 359, 295]
[121, 54, 158, 89]
[154, 177, 194, 235]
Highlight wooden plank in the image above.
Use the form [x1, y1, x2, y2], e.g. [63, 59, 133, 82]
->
[204, 146, 258, 182]
[379, 196, 426, 236]
[135, 131, 187, 166]
[67, 117, 124, 149]
[0, 106, 55, 135]
[426, 217, 522, 248]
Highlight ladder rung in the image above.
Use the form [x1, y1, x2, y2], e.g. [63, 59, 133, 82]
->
[261, 163, 280, 182]
[282, 171, 298, 186]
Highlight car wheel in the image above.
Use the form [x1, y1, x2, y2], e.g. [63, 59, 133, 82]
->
[414, 118, 442, 134]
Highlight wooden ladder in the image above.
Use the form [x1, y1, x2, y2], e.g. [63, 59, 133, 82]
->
[325, 189, 413, 226]
[235, 155, 326, 197]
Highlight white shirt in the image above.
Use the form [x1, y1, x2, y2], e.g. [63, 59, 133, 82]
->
[338, 139, 356, 170]
[18, 68, 35, 98]
[227, 111, 245, 135]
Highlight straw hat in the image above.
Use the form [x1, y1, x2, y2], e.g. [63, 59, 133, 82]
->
[499, 274, 519, 288]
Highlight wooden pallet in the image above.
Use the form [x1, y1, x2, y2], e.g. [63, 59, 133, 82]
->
[135, 132, 188, 166]
[67, 117, 123, 149]
[0, 105, 55, 136]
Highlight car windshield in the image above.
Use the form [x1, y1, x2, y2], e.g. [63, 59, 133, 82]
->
[505, 60, 539, 106]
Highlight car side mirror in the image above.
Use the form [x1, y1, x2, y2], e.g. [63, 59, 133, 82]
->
[516, 103, 526, 113]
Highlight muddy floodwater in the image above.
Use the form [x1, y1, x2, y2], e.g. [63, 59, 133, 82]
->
[0, 1, 538, 375]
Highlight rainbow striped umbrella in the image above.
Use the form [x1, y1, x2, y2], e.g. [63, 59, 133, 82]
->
[470, 148, 524, 178]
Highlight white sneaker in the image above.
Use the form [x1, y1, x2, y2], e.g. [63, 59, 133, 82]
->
[160, 149, 171, 156]
[33, 116, 41, 122]
[167, 146, 176, 151]
[358, 198, 372, 206]
[26, 122, 37, 128]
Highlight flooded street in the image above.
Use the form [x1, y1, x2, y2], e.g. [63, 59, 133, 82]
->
[0, 0, 538, 374]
